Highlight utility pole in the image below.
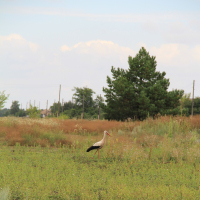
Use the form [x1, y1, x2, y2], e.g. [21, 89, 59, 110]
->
[98, 94, 101, 120]
[191, 80, 195, 116]
[82, 95, 84, 119]
[54, 100, 55, 116]
[57, 84, 61, 117]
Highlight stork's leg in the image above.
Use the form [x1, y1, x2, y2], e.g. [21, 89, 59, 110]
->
[94, 149, 98, 155]
[92, 149, 98, 159]
[98, 149, 100, 159]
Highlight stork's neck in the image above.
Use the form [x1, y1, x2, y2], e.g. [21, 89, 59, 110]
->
[102, 132, 107, 141]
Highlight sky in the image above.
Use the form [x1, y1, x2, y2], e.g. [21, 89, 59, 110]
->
[0, 0, 200, 109]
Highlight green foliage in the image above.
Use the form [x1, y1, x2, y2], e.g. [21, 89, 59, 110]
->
[180, 94, 200, 116]
[57, 113, 69, 119]
[50, 102, 62, 116]
[26, 104, 40, 118]
[15, 109, 27, 117]
[1, 108, 26, 117]
[69, 108, 77, 118]
[127, 116, 191, 138]
[21, 130, 70, 147]
[72, 86, 96, 113]
[0, 99, 26, 117]
[0, 91, 9, 110]
[0, 108, 10, 117]
[103, 47, 184, 120]
[10, 101, 20, 115]
[63, 100, 74, 110]
[94, 94, 104, 107]
[193, 97, 200, 115]
[50, 87, 105, 119]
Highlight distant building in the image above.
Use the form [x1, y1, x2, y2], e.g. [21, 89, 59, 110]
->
[40, 109, 51, 118]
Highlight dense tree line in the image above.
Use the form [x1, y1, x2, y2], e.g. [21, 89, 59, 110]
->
[50, 87, 104, 119]
[1, 47, 200, 120]
[1, 92, 200, 120]
[2, 101, 26, 117]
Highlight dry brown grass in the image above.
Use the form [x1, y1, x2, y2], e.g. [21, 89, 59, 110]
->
[0, 117, 123, 147]
[59, 119, 123, 134]
[0, 115, 200, 149]
[190, 115, 200, 128]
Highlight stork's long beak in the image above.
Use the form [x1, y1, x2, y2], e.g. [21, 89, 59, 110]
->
[107, 132, 111, 137]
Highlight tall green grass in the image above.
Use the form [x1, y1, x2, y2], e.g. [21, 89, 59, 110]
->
[1, 116, 200, 199]
[0, 140, 200, 199]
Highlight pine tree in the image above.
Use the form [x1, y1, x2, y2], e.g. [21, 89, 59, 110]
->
[102, 47, 184, 120]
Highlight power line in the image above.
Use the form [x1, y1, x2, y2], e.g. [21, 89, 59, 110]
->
[1, 85, 63, 89]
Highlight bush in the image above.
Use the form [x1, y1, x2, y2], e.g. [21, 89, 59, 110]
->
[26, 105, 40, 118]
[58, 114, 69, 120]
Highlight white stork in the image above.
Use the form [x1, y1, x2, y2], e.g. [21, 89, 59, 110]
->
[86, 130, 111, 159]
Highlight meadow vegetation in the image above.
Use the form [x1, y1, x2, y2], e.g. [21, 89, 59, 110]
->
[0, 116, 200, 199]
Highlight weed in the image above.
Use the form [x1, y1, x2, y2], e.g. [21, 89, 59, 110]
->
[0, 187, 10, 200]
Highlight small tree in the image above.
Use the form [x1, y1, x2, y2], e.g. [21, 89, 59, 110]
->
[50, 102, 62, 116]
[72, 87, 96, 118]
[72, 87, 95, 109]
[10, 101, 20, 115]
[27, 105, 40, 118]
[180, 96, 200, 116]
[193, 97, 200, 115]
[0, 91, 9, 110]
[180, 93, 191, 116]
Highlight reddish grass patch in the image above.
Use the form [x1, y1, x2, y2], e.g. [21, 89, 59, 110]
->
[1, 116, 200, 147]
[190, 115, 200, 129]
[59, 119, 123, 134]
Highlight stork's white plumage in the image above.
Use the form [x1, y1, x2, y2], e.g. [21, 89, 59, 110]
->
[86, 130, 111, 159]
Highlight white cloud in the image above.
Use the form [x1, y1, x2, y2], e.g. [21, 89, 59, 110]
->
[61, 45, 71, 52]
[149, 43, 200, 94]
[62, 40, 135, 64]
[150, 43, 200, 67]
[0, 34, 24, 41]
[0, 34, 39, 53]
[0, 34, 40, 70]
[151, 44, 180, 64]
[29, 42, 39, 52]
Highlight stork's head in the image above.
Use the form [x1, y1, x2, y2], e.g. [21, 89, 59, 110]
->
[104, 130, 111, 136]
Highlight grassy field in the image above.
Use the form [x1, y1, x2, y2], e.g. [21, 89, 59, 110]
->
[0, 116, 200, 199]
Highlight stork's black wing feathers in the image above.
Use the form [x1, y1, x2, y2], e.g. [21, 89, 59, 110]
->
[86, 146, 100, 152]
